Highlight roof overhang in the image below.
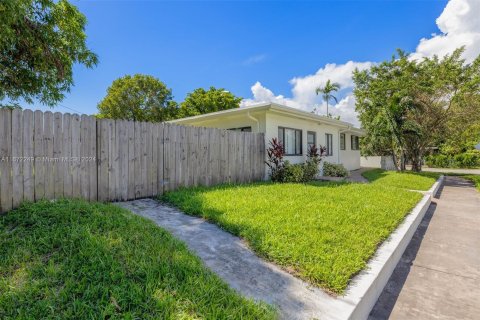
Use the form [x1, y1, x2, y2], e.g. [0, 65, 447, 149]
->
[169, 102, 365, 136]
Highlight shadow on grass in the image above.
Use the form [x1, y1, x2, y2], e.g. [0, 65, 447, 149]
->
[160, 178, 422, 295]
[362, 168, 440, 183]
[161, 188, 269, 246]
[0, 199, 274, 319]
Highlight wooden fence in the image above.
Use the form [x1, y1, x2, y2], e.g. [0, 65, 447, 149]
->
[0, 108, 266, 213]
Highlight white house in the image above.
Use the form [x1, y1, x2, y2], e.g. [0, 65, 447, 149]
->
[170, 102, 364, 172]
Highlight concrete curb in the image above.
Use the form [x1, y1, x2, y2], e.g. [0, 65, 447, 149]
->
[333, 175, 444, 320]
[429, 175, 444, 198]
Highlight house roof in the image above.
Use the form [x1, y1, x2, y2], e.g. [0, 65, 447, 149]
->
[170, 102, 364, 135]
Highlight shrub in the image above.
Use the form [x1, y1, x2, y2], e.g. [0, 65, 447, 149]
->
[265, 139, 326, 183]
[302, 160, 319, 182]
[425, 151, 480, 168]
[265, 138, 285, 182]
[283, 161, 305, 183]
[302, 144, 327, 182]
[323, 162, 349, 177]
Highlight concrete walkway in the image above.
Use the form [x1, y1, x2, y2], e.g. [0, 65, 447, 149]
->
[347, 167, 371, 183]
[118, 199, 352, 320]
[369, 176, 480, 320]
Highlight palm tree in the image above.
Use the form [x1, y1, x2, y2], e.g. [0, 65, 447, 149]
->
[315, 80, 340, 117]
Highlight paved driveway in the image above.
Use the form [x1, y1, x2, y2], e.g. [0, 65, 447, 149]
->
[369, 176, 480, 320]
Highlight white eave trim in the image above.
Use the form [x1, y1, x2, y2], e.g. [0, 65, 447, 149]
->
[169, 102, 365, 135]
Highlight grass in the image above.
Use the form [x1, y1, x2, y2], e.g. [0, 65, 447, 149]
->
[362, 168, 440, 190]
[463, 175, 480, 191]
[0, 199, 275, 320]
[161, 181, 423, 294]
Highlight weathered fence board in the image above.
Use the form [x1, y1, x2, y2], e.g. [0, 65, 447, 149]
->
[53, 112, 63, 199]
[0, 109, 265, 213]
[23, 110, 34, 203]
[33, 110, 44, 201]
[63, 114, 72, 198]
[88, 116, 97, 201]
[127, 120, 135, 200]
[156, 123, 164, 193]
[11, 109, 23, 208]
[71, 114, 81, 198]
[0, 109, 12, 212]
[44, 112, 54, 200]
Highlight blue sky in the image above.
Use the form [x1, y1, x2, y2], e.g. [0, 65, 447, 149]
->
[32, 0, 451, 118]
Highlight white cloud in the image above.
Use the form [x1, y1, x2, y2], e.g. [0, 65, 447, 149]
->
[241, 0, 480, 127]
[241, 81, 300, 109]
[289, 61, 372, 107]
[242, 54, 267, 66]
[410, 0, 480, 62]
[240, 62, 372, 126]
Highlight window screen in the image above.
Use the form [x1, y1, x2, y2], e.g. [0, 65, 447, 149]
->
[307, 131, 316, 147]
[351, 135, 360, 150]
[278, 127, 302, 155]
[340, 133, 346, 150]
[325, 133, 333, 156]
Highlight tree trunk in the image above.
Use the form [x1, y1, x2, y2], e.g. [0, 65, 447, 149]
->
[400, 151, 406, 171]
[411, 151, 422, 172]
[391, 151, 400, 171]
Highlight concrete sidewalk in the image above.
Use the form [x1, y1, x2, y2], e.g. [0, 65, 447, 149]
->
[369, 176, 480, 320]
[409, 166, 480, 175]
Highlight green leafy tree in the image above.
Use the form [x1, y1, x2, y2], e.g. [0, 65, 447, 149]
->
[180, 87, 242, 117]
[0, 0, 98, 107]
[354, 48, 480, 172]
[315, 80, 340, 117]
[97, 74, 178, 122]
[354, 50, 416, 170]
[439, 123, 480, 155]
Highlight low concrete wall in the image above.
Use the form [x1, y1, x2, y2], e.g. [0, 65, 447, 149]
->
[333, 175, 444, 320]
[361, 156, 396, 171]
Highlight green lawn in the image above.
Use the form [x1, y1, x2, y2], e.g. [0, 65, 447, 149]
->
[362, 168, 440, 190]
[0, 199, 274, 320]
[463, 175, 480, 191]
[161, 181, 423, 294]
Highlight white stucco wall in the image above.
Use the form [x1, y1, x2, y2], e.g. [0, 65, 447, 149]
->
[339, 133, 361, 171]
[361, 156, 396, 170]
[264, 111, 338, 164]
[171, 109, 362, 176]
[264, 112, 361, 171]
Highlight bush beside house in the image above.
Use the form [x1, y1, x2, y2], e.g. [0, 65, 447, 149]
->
[265, 138, 326, 183]
[323, 162, 349, 177]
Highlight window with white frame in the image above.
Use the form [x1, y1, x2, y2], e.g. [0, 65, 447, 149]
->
[325, 133, 333, 156]
[351, 135, 360, 150]
[307, 131, 316, 148]
[340, 133, 346, 150]
[278, 127, 302, 155]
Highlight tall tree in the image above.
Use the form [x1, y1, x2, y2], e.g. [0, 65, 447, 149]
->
[315, 80, 340, 117]
[180, 87, 242, 117]
[97, 74, 178, 122]
[354, 48, 480, 172]
[0, 0, 98, 106]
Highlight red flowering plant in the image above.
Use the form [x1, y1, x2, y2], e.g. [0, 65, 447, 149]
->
[265, 138, 286, 182]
